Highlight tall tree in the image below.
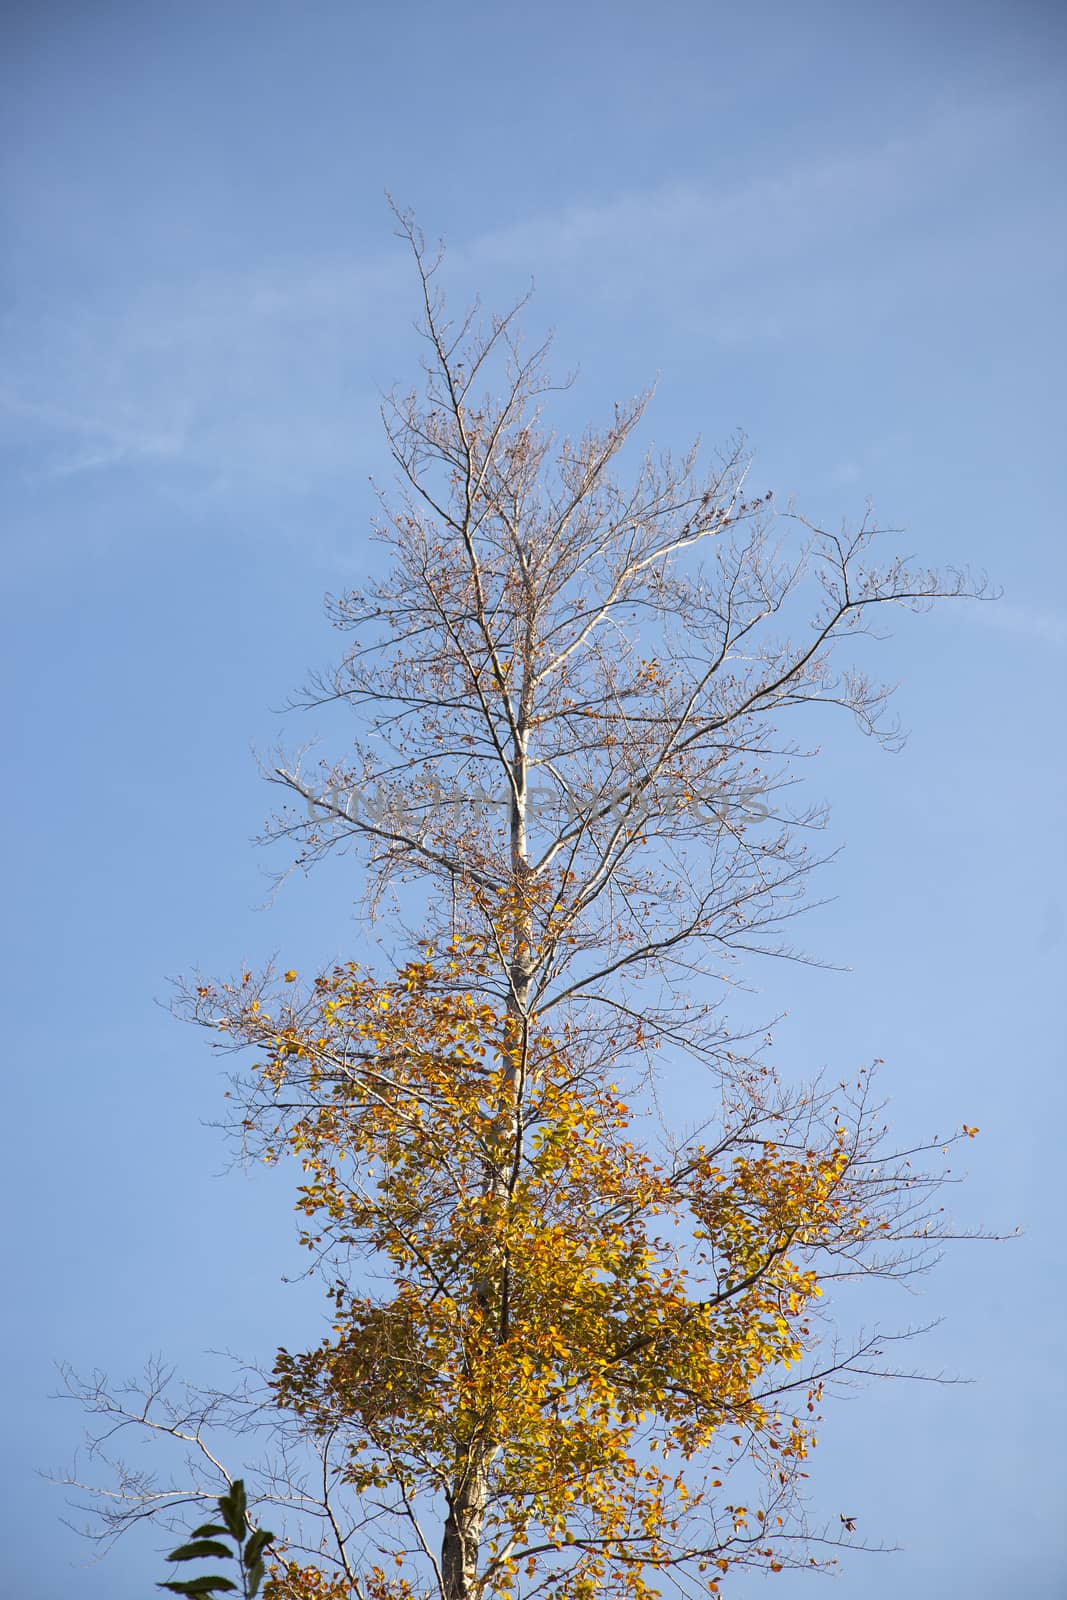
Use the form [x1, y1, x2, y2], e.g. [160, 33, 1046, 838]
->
[64, 214, 984, 1600]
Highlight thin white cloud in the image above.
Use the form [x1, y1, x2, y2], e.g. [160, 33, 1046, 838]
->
[959, 598, 1067, 649]
[458, 87, 1058, 331]
[0, 84, 1058, 497]
[0, 388, 186, 480]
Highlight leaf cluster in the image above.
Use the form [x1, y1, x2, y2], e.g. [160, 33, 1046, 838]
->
[182, 948, 969, 1597]
[159, 1480, 274, 1599]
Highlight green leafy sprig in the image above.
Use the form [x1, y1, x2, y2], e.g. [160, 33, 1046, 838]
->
[158, 1479, 274, 1598]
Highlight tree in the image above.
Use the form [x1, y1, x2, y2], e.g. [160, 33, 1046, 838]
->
[62, 213, 985, 1600]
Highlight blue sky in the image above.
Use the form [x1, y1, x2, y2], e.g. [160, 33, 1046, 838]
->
[2, 1, 1065, 1594]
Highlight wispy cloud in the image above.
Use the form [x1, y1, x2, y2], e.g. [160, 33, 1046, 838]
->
[1, 85, 1058, 501]
[958, 598, 1067, 649]
[460, 88, 1060, 333]
[0, 389, 186, 478]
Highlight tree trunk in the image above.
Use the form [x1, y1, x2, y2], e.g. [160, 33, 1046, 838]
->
[441, 1449, 492, 1600]
[445, 661, 535, 1598]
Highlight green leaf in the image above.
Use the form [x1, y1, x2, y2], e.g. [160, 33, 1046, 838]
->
[166, 1540, 235, 1563]
[157, 1578, 238, 1596]
[190, 1524, 231, 1540]
[217, 1481, 248, 1544]
[243, 1529, 275, 1568]
[246, 1557, 267, 1597]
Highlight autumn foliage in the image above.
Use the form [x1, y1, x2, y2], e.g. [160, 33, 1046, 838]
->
[182, 938, 970, 1600]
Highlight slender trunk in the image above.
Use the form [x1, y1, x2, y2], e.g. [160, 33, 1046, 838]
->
[441, 1448, 493, 1600]
[444, 625, 535, 1598]
[504, 619, 535, 1119]
[444, 603, 538, 1599]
